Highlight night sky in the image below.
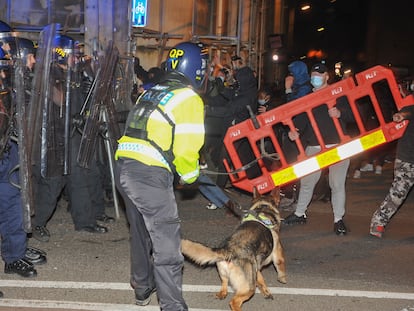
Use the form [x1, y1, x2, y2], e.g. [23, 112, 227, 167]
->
[292, 0, 369, 70]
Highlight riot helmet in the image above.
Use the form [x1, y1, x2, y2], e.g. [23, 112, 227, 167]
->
[11, 37, 37, 60]
[0, 23, 12, 57]
[165, 41, 209, 90]
[0, 20, 12, 32]
[0, 47, 12, 75]
[53, 34, 74, 64]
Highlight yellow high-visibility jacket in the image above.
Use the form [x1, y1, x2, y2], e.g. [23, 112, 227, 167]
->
[115, 84, 205, 184]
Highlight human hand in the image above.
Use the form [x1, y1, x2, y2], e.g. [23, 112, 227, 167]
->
[393, 112, 404, 123]
[328, 107, 341, 118]
[258, 105, 267, 114]
[211, 54, 220, 66]
[288, 129, 299, 141]
[285, 75, 294, 90]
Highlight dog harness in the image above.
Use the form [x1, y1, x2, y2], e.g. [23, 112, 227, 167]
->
[242, 211, 276, 229]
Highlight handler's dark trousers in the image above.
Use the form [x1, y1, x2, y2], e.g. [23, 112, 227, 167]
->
[115, 158, 188, 311]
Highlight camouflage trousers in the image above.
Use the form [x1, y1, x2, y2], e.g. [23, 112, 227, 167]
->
[371, 159, 414, 228]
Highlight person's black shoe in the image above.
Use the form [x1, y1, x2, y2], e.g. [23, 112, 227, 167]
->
[135, 287, 156, 306]
[4, 259, 37, 278]
[0, 290, 3, 298]
[96, 214, 115, 223]
[77, 224, 108, 234]
[24, 247, 47, 265]
[282, 213, 307, 225]
[334, 219, 347, 235]
[32, 226, 50, 242]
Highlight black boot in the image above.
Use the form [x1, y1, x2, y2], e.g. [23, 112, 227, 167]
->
[24, 247, 47, 265]
[4, 258, 37, 278]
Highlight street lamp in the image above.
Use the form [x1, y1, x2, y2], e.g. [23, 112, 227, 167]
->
[300, 4, 311, 11]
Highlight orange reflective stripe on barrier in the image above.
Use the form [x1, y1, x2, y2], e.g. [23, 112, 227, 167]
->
[223, 65, 413, 194]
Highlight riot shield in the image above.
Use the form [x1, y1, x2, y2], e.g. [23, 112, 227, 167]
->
[14, 55, 33, 232]
[28, 24, 73, 178]
[75, 41, 121, 219]
[0, 94, 11, 157]
[77, 41, 120, 168]
[0, 57, 12, 157]
[0, 32, 38, 232]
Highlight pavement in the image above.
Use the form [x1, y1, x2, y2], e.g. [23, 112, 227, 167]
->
[0, 160, 413, 311]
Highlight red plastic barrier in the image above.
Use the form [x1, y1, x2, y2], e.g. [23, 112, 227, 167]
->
[223, 65, 413, 194]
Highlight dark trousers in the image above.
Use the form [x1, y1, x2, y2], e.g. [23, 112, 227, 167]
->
[115, 158, 188, 311]
[33, 164, 97, 230]
[0, 141, 26, 263]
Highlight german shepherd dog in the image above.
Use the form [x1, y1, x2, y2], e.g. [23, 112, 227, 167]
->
[181, 187, 287, 311]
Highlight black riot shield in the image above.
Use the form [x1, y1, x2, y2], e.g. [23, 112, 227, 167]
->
[77, 41, 120, 168]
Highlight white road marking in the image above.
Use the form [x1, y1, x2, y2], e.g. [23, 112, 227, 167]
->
[0, 280, 413, 310]
[0, 299, 225, 311]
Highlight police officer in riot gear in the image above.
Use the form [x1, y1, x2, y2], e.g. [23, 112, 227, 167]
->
[0, 21, 46, 279]
[72, 40, 115, 224]
[115, 41, 207, 310]
[32, 34, 108, 243]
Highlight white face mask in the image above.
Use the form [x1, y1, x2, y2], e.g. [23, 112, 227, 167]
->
[258, 99, 268, 106]
[410, 83, 414, 92]
[311, 75, 324, 89]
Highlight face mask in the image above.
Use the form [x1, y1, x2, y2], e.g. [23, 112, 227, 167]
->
[258, 99, 268, 106]
[410, 84, 414, 92]
[311, 75, 324, 89]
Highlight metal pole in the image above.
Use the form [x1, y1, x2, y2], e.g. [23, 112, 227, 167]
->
[102, 109, 120, 219]
[236, 0, 243, 54]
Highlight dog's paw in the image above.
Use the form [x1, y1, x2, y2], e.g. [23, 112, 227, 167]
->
[264, 293, 274, 300]
[277, 275, 287, 284]
[215, 291, 228, 300]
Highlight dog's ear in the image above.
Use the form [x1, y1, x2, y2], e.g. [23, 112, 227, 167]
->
[270, 187, 281, 206]
[253, 186, 261, 200]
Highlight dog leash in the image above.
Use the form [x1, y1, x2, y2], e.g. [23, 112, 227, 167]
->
[201, 151, 280, 177]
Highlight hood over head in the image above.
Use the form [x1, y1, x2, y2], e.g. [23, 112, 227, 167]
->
[288, 60, 310, 86]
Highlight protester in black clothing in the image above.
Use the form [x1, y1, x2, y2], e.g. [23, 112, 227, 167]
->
[220, 55, 259, 181]
[203, 64, 234, 168]
[230, 55, 258, 123]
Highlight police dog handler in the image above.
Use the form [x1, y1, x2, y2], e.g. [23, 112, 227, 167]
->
[115, 42, 208, 310]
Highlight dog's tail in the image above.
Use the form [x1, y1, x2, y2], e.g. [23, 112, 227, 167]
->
[181, 239, 225, 265]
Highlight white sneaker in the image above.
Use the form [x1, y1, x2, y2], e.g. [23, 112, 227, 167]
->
[375, 165, 382, 175]
[206, 202, 218, 210]
[353, 169, 361, 179]
[360, 163, 374, 172]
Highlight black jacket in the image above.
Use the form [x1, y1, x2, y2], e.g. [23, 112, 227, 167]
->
[231, 66, 257, 123]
